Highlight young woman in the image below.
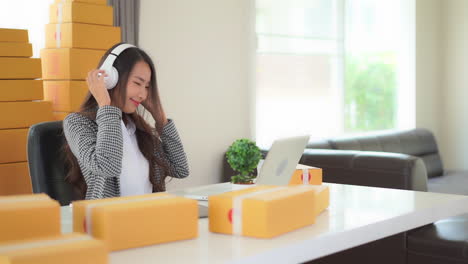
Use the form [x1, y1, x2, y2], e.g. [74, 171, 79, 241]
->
[63, 43, 189, 200]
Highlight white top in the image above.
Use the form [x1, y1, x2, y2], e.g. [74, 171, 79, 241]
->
[60, 183, 468, 263]
[119, 120, 152, 196]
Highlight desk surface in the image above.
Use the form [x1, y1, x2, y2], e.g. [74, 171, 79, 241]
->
[60, 183, 468, 264]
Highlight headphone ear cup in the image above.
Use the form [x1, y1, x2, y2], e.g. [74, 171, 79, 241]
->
[104, 67, 119, 90]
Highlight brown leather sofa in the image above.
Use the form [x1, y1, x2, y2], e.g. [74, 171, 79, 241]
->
[222, 128, 468, 264]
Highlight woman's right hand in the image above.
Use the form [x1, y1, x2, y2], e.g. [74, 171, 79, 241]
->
[86, 69, 111, 107]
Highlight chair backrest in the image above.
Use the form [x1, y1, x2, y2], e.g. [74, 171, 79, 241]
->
[27, 121, 74, 205]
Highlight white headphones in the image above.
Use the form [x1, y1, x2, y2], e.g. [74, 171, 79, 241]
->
[99, 43, 136, 90]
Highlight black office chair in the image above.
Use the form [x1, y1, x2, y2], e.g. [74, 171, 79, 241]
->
[27, 121, 74, 206]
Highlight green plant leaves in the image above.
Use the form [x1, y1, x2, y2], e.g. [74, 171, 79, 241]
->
[226, 138, 262, 184]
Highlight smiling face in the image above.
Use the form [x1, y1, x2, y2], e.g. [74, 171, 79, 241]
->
[121, 60, 151, 114]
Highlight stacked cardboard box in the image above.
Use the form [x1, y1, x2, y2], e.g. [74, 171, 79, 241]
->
[41, 0, 121, 120]
[0, 194, 108, 263]
[0, 28, 54, 195]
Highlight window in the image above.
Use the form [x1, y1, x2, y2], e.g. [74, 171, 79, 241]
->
[0, 0, 55, 58]
[255, 0, 415, 148]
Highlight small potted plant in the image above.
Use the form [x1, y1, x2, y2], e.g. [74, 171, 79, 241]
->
[226, 138, 262, 184]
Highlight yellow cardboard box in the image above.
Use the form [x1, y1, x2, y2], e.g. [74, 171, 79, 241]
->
[0, 129, 28, 163]
[54, 0, 107, 5]
[0, 80, 43, 102]
[50, 2, 113, 26]
[41, 48, 105, 80]
[0, 194, 60, 244]
[209, 185, 317, 238]
[0, 58, 41, 79]
[44, 81, 88, 112]
[0, 162, 32, 195]
[0, 233, 108, 264]
[72, 193, 198, 251]
[309, 185, 330, 217]
[45, 23, 120, 50]
[0, 101, 53, 129]
[0, 42, 32, 57]
[53, 111, 71, 121]
[0, 28, 28, 43]
[289, 164, 323, 185]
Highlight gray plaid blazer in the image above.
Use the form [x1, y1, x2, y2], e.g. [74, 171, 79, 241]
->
[63, 105, 189, 200]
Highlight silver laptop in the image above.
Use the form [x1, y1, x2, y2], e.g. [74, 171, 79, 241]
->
[178, 135, 310, 201]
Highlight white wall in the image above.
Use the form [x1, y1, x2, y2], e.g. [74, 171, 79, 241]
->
[415, 0, 441, 140]
[139, 0, 254, 189]
[438, 0, 468, 170]
[416, 0, 468, 170]
[139, 0, 468, 178]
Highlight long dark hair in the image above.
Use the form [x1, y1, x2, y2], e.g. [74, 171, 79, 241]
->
[63, 42, 170, 200]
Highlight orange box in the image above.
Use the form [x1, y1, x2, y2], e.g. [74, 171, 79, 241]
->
[209, 185, 316, 238]
[0, 233, 108, 264]
[41, 48, 105, 80]
[289, 164, 323, 185]
[0, 162, 32, 195]
[0, 194, 60, 244]
[55, 0, 107, 5]
[45, 23, 120, 50]
[53, 111, 71, 121]
[0, 42, 32, 57]
[0, 28, 28, 42]
[0, 80, 43, 101]
[311, 185, 329, 216]
[0, 129, 28, 163]
[50, 2, 113, 26]
[0, 101, 53, 129]
[72, 193, 198, 251]
[0, 58, 41, 79]
[44, 81, 88, 112]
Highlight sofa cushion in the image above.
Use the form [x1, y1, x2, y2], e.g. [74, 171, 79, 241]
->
[428, 170, 468, 195]
[300, 149, 427, 191]
[407, 214, 468, 262]
[306, 139, 333, 149]
[326, 129, 444, 177]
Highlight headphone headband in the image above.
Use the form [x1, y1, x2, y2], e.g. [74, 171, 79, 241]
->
[100, 43, 136, 71]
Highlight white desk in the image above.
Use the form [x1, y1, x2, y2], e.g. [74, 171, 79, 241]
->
[60, 183, 468, 264]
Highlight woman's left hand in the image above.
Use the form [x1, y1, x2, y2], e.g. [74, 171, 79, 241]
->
[142, 100, 168, 127]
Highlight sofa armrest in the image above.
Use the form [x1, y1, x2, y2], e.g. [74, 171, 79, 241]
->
[300, 149, 428, 191]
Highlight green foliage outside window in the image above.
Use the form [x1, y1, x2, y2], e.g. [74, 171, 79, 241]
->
[345, 52, 397, 132]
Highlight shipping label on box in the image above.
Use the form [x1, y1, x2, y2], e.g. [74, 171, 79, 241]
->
[72, 193, 198, 251]
[0, 194, 60, 244]
[45, 23, 120, 50]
